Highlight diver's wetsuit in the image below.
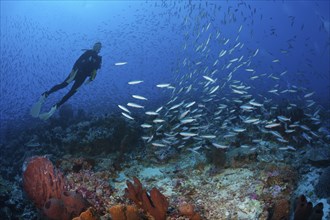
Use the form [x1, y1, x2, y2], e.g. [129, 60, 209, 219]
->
[44, 50, 102, 107]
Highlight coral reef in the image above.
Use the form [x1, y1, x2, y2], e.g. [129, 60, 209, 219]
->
[65, 165, 114, 214]
[108, 204, 140, 220]
[270, 199, 290, 220]
[72, 207, 98, 220]
[1, 110, 328, 219]
[60, 191, 90, 218]
[125, 176, 169, 220]
[294, 195, 323, 220]
[178, 203, 201, 220]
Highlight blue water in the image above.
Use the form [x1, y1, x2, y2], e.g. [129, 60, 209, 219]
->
[0, 1, 329, 141]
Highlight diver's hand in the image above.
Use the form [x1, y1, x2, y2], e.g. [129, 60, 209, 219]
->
[84, 79, 92, 85]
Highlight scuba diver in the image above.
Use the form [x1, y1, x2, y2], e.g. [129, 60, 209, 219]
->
[30, 42, 102, 120]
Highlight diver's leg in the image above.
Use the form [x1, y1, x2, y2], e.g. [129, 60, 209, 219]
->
[55, 78, 84, 108]
[31, 70, 75, 117]
[43, 69, 78, 97]
[38, 79, 84, 121]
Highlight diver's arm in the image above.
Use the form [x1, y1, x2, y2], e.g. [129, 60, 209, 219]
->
[90, 69, 97, 81]
[85, 70, 97, 84]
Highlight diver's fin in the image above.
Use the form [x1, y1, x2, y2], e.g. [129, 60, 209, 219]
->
[39, 105, 57, 121]
[30, 94, 47, 118]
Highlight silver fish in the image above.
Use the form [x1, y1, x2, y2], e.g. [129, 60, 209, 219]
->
[114, 62, 128, 66]
[121, 112, 134, 120]
[212, 142, 229, 149]
[132, 95, 148, 101]
[118, 105, 131, 113]
[127, 102, 144, 109]
[128, 80, 143, 85]
[180, 132, 198, 137]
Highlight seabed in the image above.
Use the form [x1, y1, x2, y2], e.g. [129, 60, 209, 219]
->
[0, 114, 329, 220]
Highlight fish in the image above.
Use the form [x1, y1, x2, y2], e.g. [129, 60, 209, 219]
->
[114, 62, 128, 66]
[187, 146, 202, 154]
[304, 92, 315, 98]
[180, 118, 196, 124]
[277, 138, 288, 143]
[203, 75, 216, 82]
[156, 83, 171, 88]
[145, 111, 159, 116]
[285, 129, 295, 133]
[152, 142, 166, 147]
[238, 25, 243, 32]
[229, 58, 239, 62]
[302, 132, 312, 142]
[210, 69, 218, 75]
[233, 127, 246, 132]
[155, 106, 163, 113]
[219, 50, 227, 57]
[185, 101, 196, 108]
[280, 71, 287, 76]
[300, 125, 311, 131]
[118, 105, 131, 113]
[127, 102, 144, 109]
[169, 101, 184, 110]
[277, 116, 290, 122]
[249, 100, 263, 107]
[253, 48, 259, 57]
[243, 118, 260, 124]
[209, 85, 220, 94]
[128, 80, 143, 85]
[200, 135, 216, 139]
[268, 89, 278, 93]
[179, 132, 198, 137]
[240, 145, 250, 148]
[232, 89, 247, 94]
[240, 104, 255, 110]
[179, 110, 190, 119]
[132, 95, 148, 101]
[306, 101, 315, 108]
[121, 112, 134, 120]
[141, 124, 152, 128]
[265, 123, 281, 128]
[250, 76, 259, 80]
[212, 142, 229, 149]
[153, 119, 165, 123]
[270, 131, 283, 139]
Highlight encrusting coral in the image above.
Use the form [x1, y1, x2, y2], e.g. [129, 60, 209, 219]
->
[108, 204, 140, 220]
[125, 176, 169, 220]
[178, 203, 201, 220]
[72, 207, 98, 220]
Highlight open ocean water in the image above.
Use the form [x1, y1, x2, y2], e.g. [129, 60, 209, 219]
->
[0, 1, 329, 220]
